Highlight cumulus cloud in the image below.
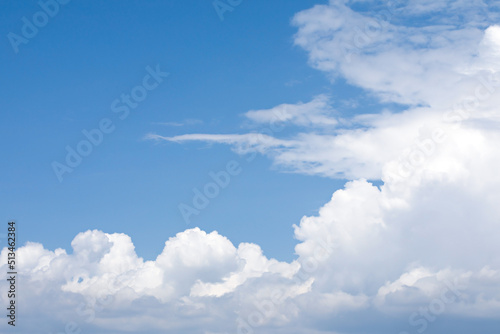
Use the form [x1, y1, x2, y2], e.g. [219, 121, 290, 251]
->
[8, 1, 500, 333]
[0, 228, 300, 333]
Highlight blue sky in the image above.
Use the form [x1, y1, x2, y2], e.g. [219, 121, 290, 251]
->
[2, 1, 500, 333]
[0, 0, 350, 262]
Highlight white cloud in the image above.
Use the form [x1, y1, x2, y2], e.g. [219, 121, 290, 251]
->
[245, 94, 338, 127]
[292, 0, 500, 108]
[147, 3, 500, 182]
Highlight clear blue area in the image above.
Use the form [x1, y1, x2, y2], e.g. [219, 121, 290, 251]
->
[0, 0, 360, 262]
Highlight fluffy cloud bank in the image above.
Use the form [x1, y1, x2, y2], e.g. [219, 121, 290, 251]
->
[5, 1, 500, 333]
[1, 228, 304, 333]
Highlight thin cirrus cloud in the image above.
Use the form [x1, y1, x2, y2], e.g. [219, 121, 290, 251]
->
[245, 94, 338, 127]
[3, 1, 500, 333]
